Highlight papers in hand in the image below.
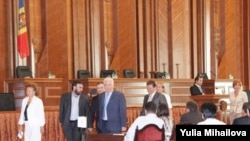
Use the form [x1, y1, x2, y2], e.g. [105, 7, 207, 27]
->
[77, 116, 87, 128]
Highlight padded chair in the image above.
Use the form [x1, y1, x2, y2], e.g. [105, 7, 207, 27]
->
[77, 70, 90, 78]
[123, 69, 135, 78]
[16, 66, 33, 78]
[154, 72, 165, 78]
[134, 124, 165, 141]
[100, 70, 115, 78]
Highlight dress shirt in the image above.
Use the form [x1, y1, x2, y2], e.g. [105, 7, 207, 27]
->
[147, 92, 156, 102]
[70, 93, 80, 121]
[197, 118, 226, 125]
[124, 113, 164, 141]
[103, 92, 112, 120]
[195, 84, 203, 94]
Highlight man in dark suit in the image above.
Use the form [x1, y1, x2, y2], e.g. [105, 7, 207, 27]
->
[97, 77, 127, 133]
[190, 75, 205, 95]
[140, 80, 167, 116]
[179, 101, 203, 125]
[89, 82, 105, 132]
[232, 102, 250, 125]
[59, 80, 91, 141]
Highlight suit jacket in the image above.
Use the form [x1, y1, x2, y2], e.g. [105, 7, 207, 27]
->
[232, 116, 250, 125]
[59, 92, 91, 128]
[97, 90, 126, 133]
[90, 95, 99, 127]
[179, 111, 203, 125]
[140, 92, 167, 116]
[190, 85, 205, 96]
[18, 96, 45, 126]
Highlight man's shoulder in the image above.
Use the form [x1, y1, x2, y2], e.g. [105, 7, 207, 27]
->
[61, 92, 70, 97]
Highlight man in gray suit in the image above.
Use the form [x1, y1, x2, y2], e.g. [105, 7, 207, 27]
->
[140, 80, 168, 116]
[59, 80, 91, 141]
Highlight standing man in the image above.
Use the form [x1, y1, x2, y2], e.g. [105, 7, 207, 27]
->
[140, 80, 167, 116]
[97, 77, 127, 133]
[89, 82, 105, 132]
[190, 75, 205, 96]
[59, 80, 91, 141]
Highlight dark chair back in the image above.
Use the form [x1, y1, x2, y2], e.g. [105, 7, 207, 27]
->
[134, 124, 165, 141]
[16, 66, 32, 78]
[123, 69, 135, 78]
[77, 70, 90, 78]
[100, 70, 115, 78]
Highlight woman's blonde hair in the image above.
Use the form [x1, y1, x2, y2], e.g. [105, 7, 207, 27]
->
[26, 82, 38, 96]
[232, 79, 242, 88]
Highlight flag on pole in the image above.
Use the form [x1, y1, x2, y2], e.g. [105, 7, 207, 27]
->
[18, 0, 30, 58]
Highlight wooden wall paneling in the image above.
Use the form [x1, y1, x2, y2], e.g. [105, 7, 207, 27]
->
[71, 78, 210, 107]
[4, 78, 64, 110]
[218, 0, 242, 79]
[155, 0, 169, 73]
[167, 0, 173, 78]
[0, 1, 9, 91]
[143, 0, 155, 77]
[209, 0, 216, 80]
[88, 0, 103, 78]
[108, 0, 138, 78]
[72, 0, 88, 78]
[28, 0, 42, 66]
[137, 0, 145, 78]
[171, 0, 192, 79]
[241, 0, 250, 90]
[37, 0, 70, 79]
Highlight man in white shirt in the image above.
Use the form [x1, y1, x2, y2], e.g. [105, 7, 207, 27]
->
[124, 102, 165, 141]
[197, 102, 226, 125]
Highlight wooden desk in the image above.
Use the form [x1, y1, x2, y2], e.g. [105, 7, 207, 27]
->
[70, 78, 214, 106]
[85, 133, 124, 141]
[190, 94, 229, 109]
[4, 78, 64, 110]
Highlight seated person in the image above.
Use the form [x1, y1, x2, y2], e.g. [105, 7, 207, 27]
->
[124, 102, 165, 141]
[179, 101, 203, 125]
[157, 103, 173, 141]
[190, 75, 205, 95]
[197, 102, 226, 125]
[232, 102, 250, 125]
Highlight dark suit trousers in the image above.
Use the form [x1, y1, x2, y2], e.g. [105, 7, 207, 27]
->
[62, 121, 85, 141]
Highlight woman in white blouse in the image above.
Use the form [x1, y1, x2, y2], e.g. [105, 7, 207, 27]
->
[229, 79, 248, 124]
[18, 83, 45, 141]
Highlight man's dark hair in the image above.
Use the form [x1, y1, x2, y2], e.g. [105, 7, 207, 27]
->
[194, 75, 203, 82]
[146, 80, 156, 87]
[200, 102, 217, 119]
[186, 101, 198, 112]
[145, 101, 157, 113]
[157, 103, 169, 117]
[72, 80, 83, 90]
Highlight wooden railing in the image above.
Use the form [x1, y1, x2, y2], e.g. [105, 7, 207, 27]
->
[0, 107, 186, 141]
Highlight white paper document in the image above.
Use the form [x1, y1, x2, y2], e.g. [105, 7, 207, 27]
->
[77, 116, 87, 128]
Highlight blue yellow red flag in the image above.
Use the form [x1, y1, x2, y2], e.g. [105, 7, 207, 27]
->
[18, 0, 30, 58]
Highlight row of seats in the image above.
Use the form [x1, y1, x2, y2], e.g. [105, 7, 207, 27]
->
[77, 69, 135, 78]
[15, 66, 173, 79]
[15, 66, 136, 78]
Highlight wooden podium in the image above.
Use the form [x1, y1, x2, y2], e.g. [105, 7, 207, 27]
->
[190, 94, 229, 109]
